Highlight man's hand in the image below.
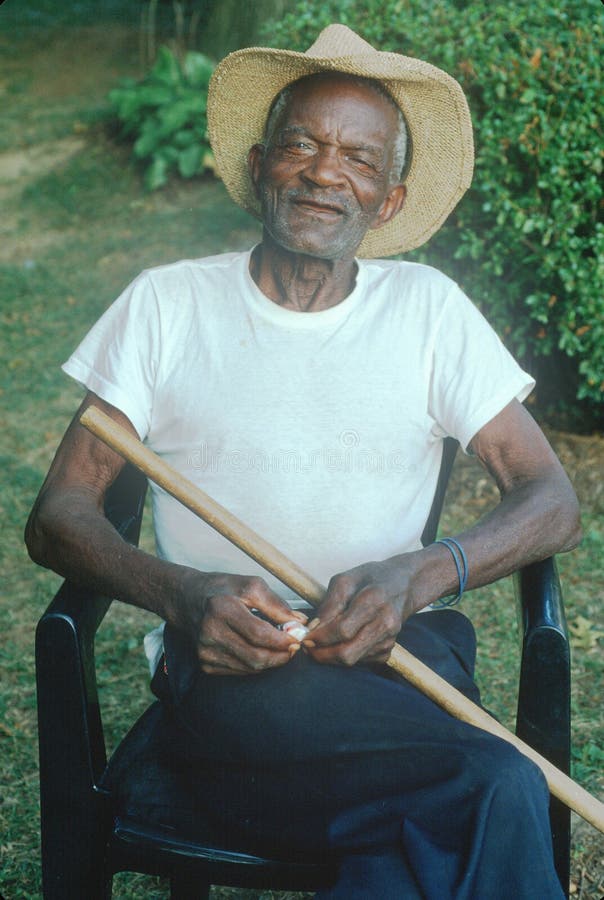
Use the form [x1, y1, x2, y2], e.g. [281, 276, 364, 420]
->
[176, 571, 308, 676]
[302, 557, 421, 667]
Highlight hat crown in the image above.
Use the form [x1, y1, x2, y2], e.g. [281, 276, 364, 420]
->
[305, 24, 377, 59]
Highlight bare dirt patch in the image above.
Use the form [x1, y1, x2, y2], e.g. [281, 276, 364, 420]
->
[0, 136, 86, 183]
[0, 135, 88, 261]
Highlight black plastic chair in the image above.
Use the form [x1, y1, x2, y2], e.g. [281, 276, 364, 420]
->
[35, 440, 571, 898]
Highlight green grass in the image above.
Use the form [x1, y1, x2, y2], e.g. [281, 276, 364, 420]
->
[0, 8, 602, 899]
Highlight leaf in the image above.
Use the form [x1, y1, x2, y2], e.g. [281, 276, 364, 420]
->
[173, 129, 196, 148]
[157, 101, 195, 137]
[144, 156, 168, 191]
[150, 46, 181, 87]
[134, 122, 162, 159]
[130, 84, 174, 108]
[182, 52, 215, 89]
[177, 144, 202, 179]
[569, 615, 604, 651]
[110, 91, 146, 127]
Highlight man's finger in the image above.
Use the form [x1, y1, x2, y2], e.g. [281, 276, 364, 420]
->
[208, 597, 296, 651]
[308, 578, 362, 641]
[238, 577, 309, 627]
[235, 606, 302, 649]
[199, 620, 295, 673]
[320, 570, 364, 615]
[311, 584, 387, 647]
[305, 634, 393, 667]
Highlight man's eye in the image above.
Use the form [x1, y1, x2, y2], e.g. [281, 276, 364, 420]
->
[279, 139, 312, 152]
[346, 154, 376, 171]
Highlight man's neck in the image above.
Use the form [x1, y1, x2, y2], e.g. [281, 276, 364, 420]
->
[249, 235, 358, 312]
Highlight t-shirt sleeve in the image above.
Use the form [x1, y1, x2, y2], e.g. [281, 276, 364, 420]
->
[61, 272, 160, 439]
[428, 284, 535, 451]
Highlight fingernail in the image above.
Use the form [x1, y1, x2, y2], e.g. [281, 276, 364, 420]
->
[288, 643, 301, 656]
[307, 618, 321, 631]
[302, 639, 316, 649]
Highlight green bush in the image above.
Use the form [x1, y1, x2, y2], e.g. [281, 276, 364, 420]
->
[108, 46, 216, 190]
[261, 0, 603, 419]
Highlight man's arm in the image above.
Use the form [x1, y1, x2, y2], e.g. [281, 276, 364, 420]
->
[304, 399, 582, 666]
[25, 392, 305, 675]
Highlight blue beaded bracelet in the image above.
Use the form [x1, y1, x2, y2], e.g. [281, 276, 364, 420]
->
[432, 538, 468, 607]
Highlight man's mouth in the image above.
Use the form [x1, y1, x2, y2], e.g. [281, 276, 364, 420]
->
[293, 197, 346, 216]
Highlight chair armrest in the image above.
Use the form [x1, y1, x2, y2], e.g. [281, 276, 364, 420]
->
[36, 464, 148, 791]
[514, 556, 571, 896]
[36, 583, 113, 789]
[514, 556, 570, 767]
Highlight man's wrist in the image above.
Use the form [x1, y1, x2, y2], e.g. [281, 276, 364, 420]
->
[389, 543, 463, 614]
[116, 549, 205, 630]
[422, 540, 469, 607]
[160, 564, 208, 630]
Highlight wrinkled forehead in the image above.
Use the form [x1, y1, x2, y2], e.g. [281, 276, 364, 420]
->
[265, 71, 400, 138]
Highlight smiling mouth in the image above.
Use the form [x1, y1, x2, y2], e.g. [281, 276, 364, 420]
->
[294, 198, 345, 216]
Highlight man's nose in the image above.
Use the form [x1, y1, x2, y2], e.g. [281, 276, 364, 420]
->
[301, 148, 346, 187]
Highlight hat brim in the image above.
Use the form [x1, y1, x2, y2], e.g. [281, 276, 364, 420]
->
[207, 45, 474, 257]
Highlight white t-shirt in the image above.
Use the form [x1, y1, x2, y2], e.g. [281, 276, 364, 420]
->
[63, 249, 534, 609]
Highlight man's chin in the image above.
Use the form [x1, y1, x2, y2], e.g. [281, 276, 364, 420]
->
[265, 226, 361, 261]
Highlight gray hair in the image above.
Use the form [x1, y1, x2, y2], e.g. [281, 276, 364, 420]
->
[264, 73, 410, 184]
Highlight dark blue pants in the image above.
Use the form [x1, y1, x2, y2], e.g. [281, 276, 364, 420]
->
[158, 610, 563, 899]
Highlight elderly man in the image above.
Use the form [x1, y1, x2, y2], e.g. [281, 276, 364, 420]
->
[27, 25, 580, 899]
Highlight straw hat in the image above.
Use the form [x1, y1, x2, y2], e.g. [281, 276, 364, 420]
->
[207, 24, 474, 257]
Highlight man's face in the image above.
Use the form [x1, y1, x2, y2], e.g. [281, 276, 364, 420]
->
[248, 75, 406, 260]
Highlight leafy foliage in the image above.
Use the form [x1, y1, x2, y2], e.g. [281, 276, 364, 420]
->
[260, 0, 603, 416]
[108, 46, 216, 190]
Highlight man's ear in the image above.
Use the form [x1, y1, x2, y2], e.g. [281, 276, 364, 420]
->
[370, 183, 406, 231]
[247, 144, 265, 199]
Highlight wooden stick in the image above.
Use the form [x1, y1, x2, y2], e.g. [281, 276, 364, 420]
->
[81, 405, 604, 834]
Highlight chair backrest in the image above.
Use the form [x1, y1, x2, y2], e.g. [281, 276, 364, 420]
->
[421, 437, 458, 547]
[103, 463, 148, 537]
